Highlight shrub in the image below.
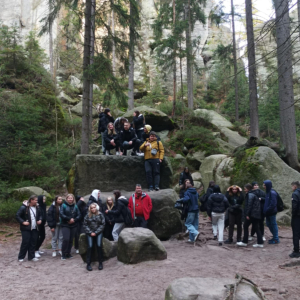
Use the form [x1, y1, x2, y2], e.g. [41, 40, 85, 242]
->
[0, 200, 20, 222]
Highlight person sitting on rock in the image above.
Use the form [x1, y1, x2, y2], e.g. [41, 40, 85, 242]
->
[237, 184, 263, 248]
[102, 196, 115, 241]
[132, 111, 145, 140]
[176, 183, 200, 244]
[128, 184, 153, 228]
[87, 189, 102, 213]
[140, 131, 165, 191]
[105, 190, 128, 241]
[114, 117, 128, 135]
[207, 185, 229, 246]
[103, 122, 121, 155]
[224, 185, 244, 244]
[179, 167, 194, 197]
[290, 181, 300, 258]
[119, 121, 141, 156]
[83, 203, 105, 271]
[98, 108, 115, 154]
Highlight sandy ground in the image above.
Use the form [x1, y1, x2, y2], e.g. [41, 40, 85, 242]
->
[0, 215, 300, 300]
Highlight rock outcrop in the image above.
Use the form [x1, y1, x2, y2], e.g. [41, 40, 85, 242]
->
[71, 101, 98, 118]
[117, 228, 167, 264]
[11, 186, 51, 202]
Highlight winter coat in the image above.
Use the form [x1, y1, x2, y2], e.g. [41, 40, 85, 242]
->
[140, 137, 164, 160]
[16, 201, 42, 231]
[59, 201, 81, 228]
[47, 204, 61, 229]
[133, 114, 145, 131]
[179, 172, 194, 187]
[128, 192, 153, 220]
[102, 203, 116, 224]
[207, 193, 229, 217]
[181, 188, 199, 212]
[206, 187, 214, 198]
[103, 129, 119, 145]
[107, 196, 129, 223]
[263, 180, 277, 216]
[292, 188, 300, 217]
[119, 128, 137, 144]
[37, 195, 47, 223]
[114, 117, 128, 134]
[244, 190, 261, 220]
[76, 199, 87, 222]
[252, 189, 265, 216]
[83, 213, 105, 236]
[225, 191, 244, 214]
[141, 132, 161, 143]
[98, 112, 115, 133]
[87, 195, 103, 212]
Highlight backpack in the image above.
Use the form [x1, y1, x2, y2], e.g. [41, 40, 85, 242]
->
[124, 207, 133, 226]
[274, 190, 284, 212]
[199, 193, 208, 212]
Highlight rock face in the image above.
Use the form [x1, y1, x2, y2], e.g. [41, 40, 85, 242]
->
[11, 186, 51, 202]
[71, 101, 98, 118]
[79, 234, 117, 262]
[58, 91, 79, 105]
[186, 151, 206, 169]
[117, 228, 167, 264]
[122, 106, 175, 131]
[71, 155, 173, 195]
[165, 277, 261, 300]
[69, 75, 100, 93]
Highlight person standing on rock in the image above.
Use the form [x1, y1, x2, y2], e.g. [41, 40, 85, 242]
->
[98, 108, 115, 154]
[35, 195, 47, 258]
[103, 122, 121, 155]
[47, 196, 63, 257]
[128, 184, 153, 228]
[119, 121, 141, 156]
[224, 185, 244, 244]
[83, 203, 105, 271]
[60, 194, 81, 260]
[263, 180, 280, 244]
[207, 185, 229, 246]
[87, 190, 102, 213]
[132, 111, 145, 140]
[237, 184, 263, 248]
[290, 181, 300, 258]
[74, 196, 86, 254]
[16, 195, 42, 262]
[102, 196, 115, 241]
[176, 183, 200, 244]
[140, 131, 165, 191]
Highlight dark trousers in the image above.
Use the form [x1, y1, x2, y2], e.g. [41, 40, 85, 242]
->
[86, 233, 103, 264]
[105, 141, 121, 152]
[145, 158, 160, 188]
[18, 229, 38, 260]
[251, 216, 265, 237]
[133, 216, 148, 228]
[74, 222, 84, 250]
[103, 223, 114, 241]
[62, 226, 76, 256]
[292, 216, 300, 252]
[242, 217, 263, 244]
[136, 130, 143, 140]
[122, 140, 140, 155]
[228, 210, 242, 241]
[35, 223, 46, 251]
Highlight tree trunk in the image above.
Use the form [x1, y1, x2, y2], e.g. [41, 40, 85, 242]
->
[231, 0, 239, 121]
[172, 0, 176, 117]
[89, 0, 95, 138]
[274, 0, 300, 170]
[128, 1, 135, 110]
[112, 0, 116, 75]
[185, 0, 193, 109]
[245, 0, 259, 138]
[49, 3, 54, 80]
[81, 0, 92, 154]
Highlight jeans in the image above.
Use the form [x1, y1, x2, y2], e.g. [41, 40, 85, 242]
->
[51, 224, 63, 250]
[61, 226, 76, 256]
[211, 212, 225, 242]
[133, 216, 148, 228]
[112, 223, 125, 241]
[86, 233, 103, 248]
[122, 140, 140, 155]
[243, 217, 263, 244]
[145, 159, 161, 188]
[228, 210, 242, 241]
[18, 229, 38, 260]
[292, 216, 300, 252]
[266, 214, 279, 241]
[35, 223, 46, 251]
[185, 211, 199, 241]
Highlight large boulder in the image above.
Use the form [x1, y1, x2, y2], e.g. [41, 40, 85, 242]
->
[79, 234, 117, 262]
[71, 101, 98, 118]
[122, 106, 175, 131]
[11, 186, 51, 202]
[165, 277, 261, 300]
[58, 91, 79, 105]
[117, 228, 167, 264]
[71, 155, 173, 195]
[186, 151, 206, 169]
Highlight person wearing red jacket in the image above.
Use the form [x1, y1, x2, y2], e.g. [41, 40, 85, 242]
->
[128, 184, 153, 228]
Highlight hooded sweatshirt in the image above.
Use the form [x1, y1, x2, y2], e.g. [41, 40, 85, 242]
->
[87, 189, 102, 212]
[181, 187, 199, 212]
[263, 180, 277, 216]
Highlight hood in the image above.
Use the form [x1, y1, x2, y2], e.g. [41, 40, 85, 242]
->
[75, 196, 82, 203]
[38, 195, 46, 208]
[263, 180, 272, 193]
[118, 196, 129, 206]
[213, 185, 221, 193]
[211, 193, 224, 203]
[23, 200, 28, 206]
[186, 187, 197, 195]
[91, 189, 100, 200]
[145, 125, 152, 133]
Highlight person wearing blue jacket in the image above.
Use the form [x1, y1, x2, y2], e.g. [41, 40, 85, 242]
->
[263, 180, 279, 244]
[177, 183, 200, 244]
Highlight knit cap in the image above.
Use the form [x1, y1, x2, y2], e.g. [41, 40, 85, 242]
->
[144, 125, 152, 133]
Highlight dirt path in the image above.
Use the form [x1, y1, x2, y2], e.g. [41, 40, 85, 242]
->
[0, 215, 299, 300]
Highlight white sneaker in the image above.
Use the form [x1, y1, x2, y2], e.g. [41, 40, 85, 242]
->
[31, 258, 39, 261]
[105, 150, 110, 156]
[76, 249, 79, 254]
[116, 151, 120, 156]
[236, 242, 247, 247]
[137, 152, 144, 156]
[52, 251, 57, 257]
[248, 237, 253, 241]
[263, 236, 266, 241]
[18, 259, 24, 262]
[35, 251, 41, 258]
[58, 251, 62, 256]
[185, 229, 189, 234]
[194, 233, 200, 242]
[187, 239, 193, 243]
[253, 244, 264, 248]
[38, 251, 44, 254]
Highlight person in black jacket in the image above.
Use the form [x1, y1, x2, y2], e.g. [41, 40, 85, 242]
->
[237, 183, 263, 248]
[290, 181, 300, 258]
[207, 185, 229, 245]
[119, 121, 141, 156]
[102, 197, 115, 241]
[35, 195, 46, 258]
[179, 167, 194, 197]
[103, 122, 121, 155]
[74, 196, 86, 254]
[59, 194, 81, 260]
[98, 108, 115, 154]
[224, 185, 244, 244]
[87, 189, 102, 212]
[114, 117, 128, 135]
[47, 196, 63, 257]
[132, 111, 145, 140]
[105, 190, 128, 241]
[16, 195, 42, 262]
[83, 203, 105, 271]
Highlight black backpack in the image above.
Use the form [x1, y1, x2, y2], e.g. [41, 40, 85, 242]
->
[124, 207, 133, 226]
[199, 193, 208, 212]
[274, 190, 284, 212]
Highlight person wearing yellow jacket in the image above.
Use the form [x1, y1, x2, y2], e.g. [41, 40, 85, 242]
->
[140, 131, 165, 191]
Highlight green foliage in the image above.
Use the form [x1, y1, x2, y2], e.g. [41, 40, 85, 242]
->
[0, 200, 20, 222]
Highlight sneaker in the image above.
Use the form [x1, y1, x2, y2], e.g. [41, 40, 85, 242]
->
[61, 256, 66, 260]
[224, 239, 233, 244]
[219, 242, 223, 246]
[116, 151, 120, 156]
[253, 244, 264, 248]
[289, 252, 300, 258]
[38, 251, 44, 254]
[236, 242, 247, 247]
[269, 239, 280, 244]
[35, 251, 41, 258]
[187, 239, 193, 243]
[66, 254, 73, 259]
[248, 236, 253, 241]
[155, 186, 160, 191]
[105, 150, 110, 156]
[148, 186, 154, 192]
[237, 239, 241, 243]
[52, 251, 57, 257]
[58, 251, 62, 256]
[213, 236, 217, 240]
[31, 258, 39, 262]
[137, 152, 144, 156]
[194, 233, 200, 242]
[263, 236, 266, 241]
[76, 249, 79, 254]
[268, 238, 274, 242]
[18, 259, 24, 262]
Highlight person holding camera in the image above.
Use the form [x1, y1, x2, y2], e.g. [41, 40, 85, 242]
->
[140, 131, 164, 192]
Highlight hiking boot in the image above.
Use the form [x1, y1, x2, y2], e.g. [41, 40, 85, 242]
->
[289, 252, 300, 258]
[236, 242, 247, 247]
[224, 239, 233, 244]
[87, 264, 92, 271]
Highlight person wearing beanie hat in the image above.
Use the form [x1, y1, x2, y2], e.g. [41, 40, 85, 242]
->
[140, 131, 165, 191]
[98, 108, 115, 154]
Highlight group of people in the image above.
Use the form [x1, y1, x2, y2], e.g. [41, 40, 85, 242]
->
[16, 184, 153, 271]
